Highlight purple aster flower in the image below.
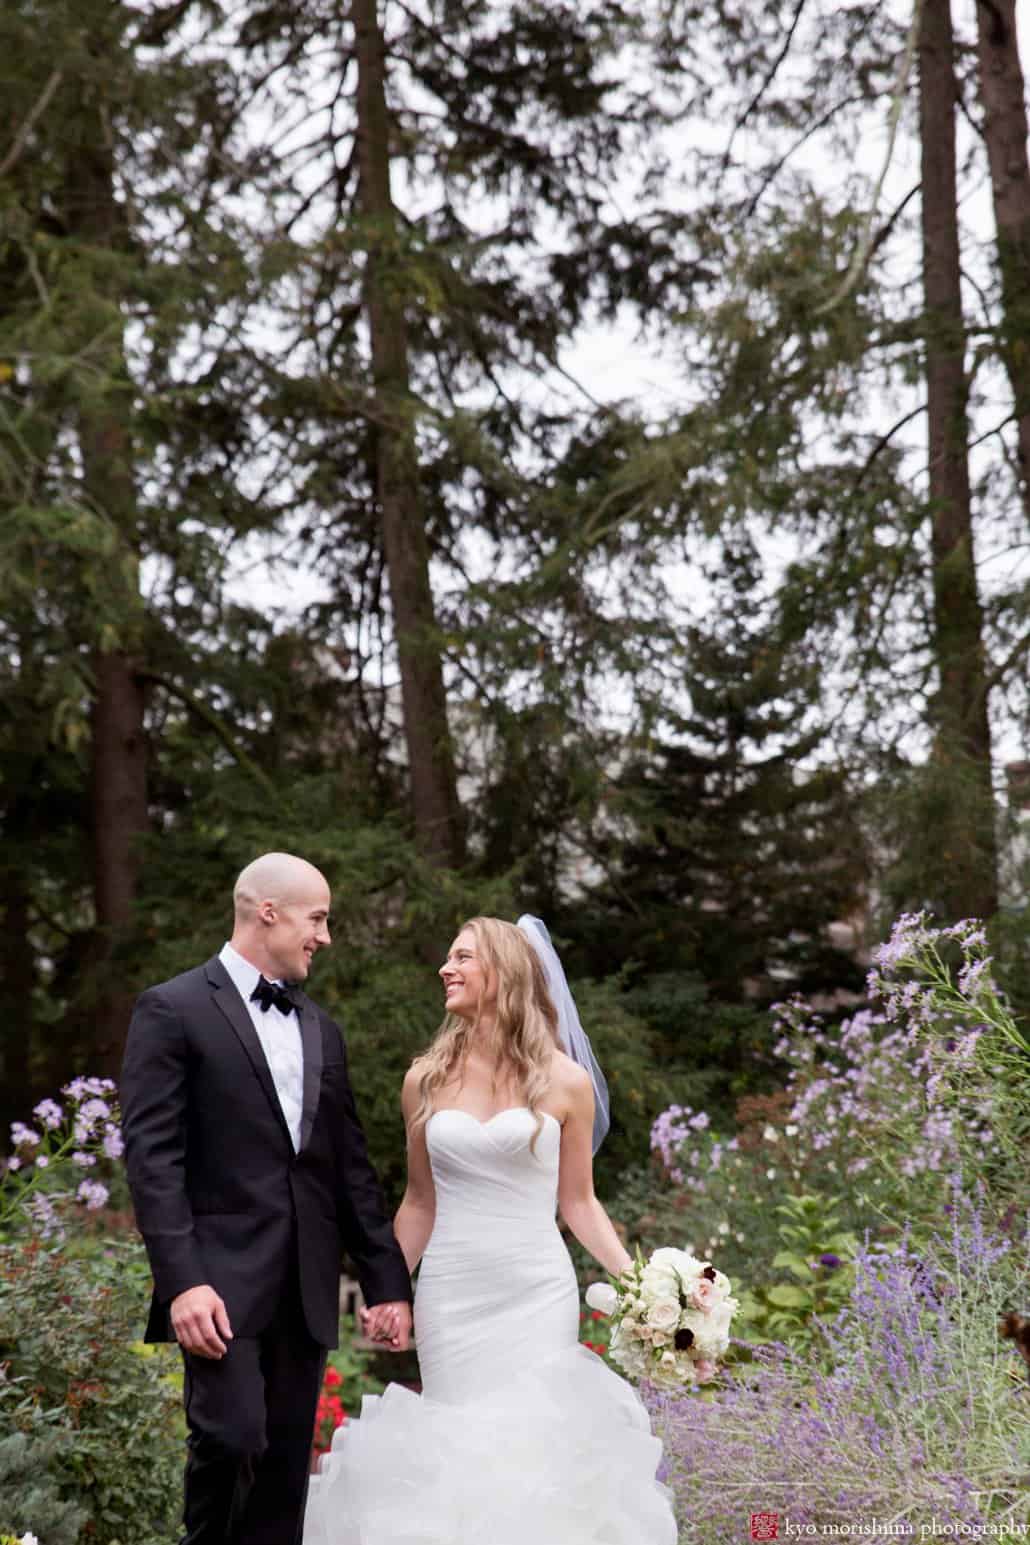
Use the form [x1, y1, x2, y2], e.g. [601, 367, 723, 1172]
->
[102, 1125, 124, 1159]
[25, 1191, 64, 1240]
[77, 1179, 110, 1210]
[33, 1098, 63, 1129]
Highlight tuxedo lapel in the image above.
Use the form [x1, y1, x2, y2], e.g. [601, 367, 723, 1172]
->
[204, 957, 293, 1149]
[296, 997, 323, 1150]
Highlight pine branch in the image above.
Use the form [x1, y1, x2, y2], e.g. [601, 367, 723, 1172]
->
[140, 671, 278, 798]
[0, 68, 63, 178]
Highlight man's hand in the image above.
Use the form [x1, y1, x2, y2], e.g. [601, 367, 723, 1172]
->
[359, 1299, 412, 1352]
[170, 1284, 233, 1359]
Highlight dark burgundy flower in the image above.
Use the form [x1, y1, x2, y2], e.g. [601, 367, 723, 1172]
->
[702, 1266, 717, 1282]
[674, 1328, 694, 1350]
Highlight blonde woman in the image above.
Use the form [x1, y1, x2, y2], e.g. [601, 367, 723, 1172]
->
[305, 916, 676, 1545]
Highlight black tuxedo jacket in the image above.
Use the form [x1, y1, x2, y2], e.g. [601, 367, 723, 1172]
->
[120, 955, 412, 1347]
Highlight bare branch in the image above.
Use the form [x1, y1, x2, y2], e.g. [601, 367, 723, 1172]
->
[816, 0, 924, 314]
[0, 69, 64, 180]
[723, 0, 809, 172]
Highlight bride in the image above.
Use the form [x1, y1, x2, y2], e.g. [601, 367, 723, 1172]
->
[303, 914, 677, 1544]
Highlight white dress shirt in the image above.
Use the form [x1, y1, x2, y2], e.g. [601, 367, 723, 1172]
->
[219, 942, 304, 1151]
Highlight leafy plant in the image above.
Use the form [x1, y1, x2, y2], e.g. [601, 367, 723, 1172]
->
[734, 1193, 857, 1355]
[325, 1314, 386, 1410]
[0, 1237, 182, 1545]
[0, 1429, 87, 1545]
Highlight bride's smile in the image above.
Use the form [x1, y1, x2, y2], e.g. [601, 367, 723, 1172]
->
[438, 928, 498, 1023]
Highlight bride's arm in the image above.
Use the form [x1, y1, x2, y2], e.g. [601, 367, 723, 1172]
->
[392, 1067, 436, 1273]
[556, 1066, 632, 1278]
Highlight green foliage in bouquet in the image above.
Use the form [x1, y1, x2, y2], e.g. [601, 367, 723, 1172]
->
[0, 1237, 182, 1545]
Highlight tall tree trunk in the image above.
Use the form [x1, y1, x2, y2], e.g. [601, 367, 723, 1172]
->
[917, 0, 998, 921]
[352, 0, 463, 868]
[0, 866, 35, 1131]
[975, 0, 1030, 518]
[65, 34, 149, 1072]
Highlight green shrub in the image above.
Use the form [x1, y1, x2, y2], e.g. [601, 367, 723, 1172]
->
[0, 1430, 88, 1545]
[0, 1237, 182, 1545]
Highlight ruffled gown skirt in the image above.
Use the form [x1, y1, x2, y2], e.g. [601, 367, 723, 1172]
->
[303, 1108, 677, 1544]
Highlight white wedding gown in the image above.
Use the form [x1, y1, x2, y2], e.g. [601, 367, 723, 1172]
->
[304, 1107, 677, 1544]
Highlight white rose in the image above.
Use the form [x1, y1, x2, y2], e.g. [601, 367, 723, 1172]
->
[650, 1350, 681, 1389]
[692, 1300, 735, 1358]
[648, 1297, 681, 1331]
[610, 1327, 647, 1379]
[640, 1247, 701, 1306]
[650, 1329, 672, 1348]
[585, 1282, 619, 1316]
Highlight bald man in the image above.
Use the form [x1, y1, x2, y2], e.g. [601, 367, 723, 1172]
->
[121, 853, 412, 1545]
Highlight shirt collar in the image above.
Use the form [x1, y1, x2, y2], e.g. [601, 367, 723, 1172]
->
[219, 941, 284, 1001]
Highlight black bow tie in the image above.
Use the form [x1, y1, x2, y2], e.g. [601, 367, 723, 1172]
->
[251, 976, 298, 1016]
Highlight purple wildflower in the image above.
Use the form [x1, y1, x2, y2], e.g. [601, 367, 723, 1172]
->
[32, 1098, 63, 1130]
[76, 1179, 110, 1210]
[102, 1125, 124, 1160]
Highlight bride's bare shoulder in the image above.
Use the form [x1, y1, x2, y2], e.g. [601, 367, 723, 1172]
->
[549, 1050, 592, 1105]
[401, 1059, 427, 1109]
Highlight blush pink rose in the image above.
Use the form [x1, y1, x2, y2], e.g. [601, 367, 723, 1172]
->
[693, 1358, 718, 1382]
[690, 1279, 717, 1314]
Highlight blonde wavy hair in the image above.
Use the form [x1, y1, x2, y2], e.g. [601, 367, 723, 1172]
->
[410, 917, 561, 1149]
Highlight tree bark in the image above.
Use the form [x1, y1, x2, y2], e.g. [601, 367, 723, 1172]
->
[351, 0, 463, 868]
[976, 0, 1030, 519]
[917, 0, 998, 921]
[0, 868, 35, 1132]
[65, 38, 150, 1072]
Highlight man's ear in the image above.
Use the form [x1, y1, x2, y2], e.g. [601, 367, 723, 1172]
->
[258, 900, 277, 926]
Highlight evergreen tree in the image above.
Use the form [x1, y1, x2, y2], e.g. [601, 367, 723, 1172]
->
[577, 542, 868, 1004]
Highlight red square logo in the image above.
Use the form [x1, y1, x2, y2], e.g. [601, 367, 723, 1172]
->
[750, 1515, 781, 1542]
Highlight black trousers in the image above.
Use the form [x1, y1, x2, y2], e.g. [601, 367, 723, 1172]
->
[180, 1260, 326, 1545]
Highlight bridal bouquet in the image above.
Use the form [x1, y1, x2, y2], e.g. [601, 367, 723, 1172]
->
[586, 1247, 738, 1389]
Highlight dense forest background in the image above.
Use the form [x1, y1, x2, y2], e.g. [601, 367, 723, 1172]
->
[2, 0, 1029, 1199]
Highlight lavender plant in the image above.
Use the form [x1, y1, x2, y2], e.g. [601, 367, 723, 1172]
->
[649, 1191, 1030, 1538]
[866, 913, 1030, 1206]
[1, 1079, 122, 1239]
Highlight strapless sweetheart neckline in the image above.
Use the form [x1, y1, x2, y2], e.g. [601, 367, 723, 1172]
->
[428, 1106, 560, 1131]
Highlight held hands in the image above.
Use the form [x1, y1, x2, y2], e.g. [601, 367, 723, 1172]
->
[170, 1284, 234, 1359]
[359, 1299, 412, 1352]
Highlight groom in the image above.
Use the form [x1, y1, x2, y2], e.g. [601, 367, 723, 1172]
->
[121, 852, 413, 1545]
